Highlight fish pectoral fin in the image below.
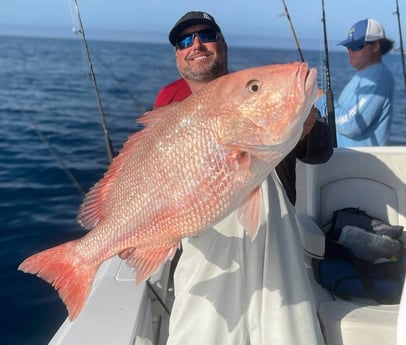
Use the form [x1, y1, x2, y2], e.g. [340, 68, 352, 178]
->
[124, 243, 179, 284]
[237, 187, 263, 240]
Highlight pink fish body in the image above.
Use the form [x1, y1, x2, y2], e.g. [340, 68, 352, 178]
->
[19, 62, 318, 320]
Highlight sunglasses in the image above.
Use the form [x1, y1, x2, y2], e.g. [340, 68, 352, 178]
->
[175, 29, 219, 50]
[347, 42, 372, 52]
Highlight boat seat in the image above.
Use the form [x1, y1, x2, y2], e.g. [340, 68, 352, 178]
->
[295, 146, 406, 345]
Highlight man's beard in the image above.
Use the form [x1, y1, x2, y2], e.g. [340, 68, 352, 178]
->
[181, 54, 228, 82]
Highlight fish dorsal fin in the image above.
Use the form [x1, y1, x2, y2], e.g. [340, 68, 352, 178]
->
[77, 106, 175, 229]
[137, 103, 178, 126]
[237, 187, 263, 240]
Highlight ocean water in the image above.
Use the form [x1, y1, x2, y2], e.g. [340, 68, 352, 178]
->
[0, 35, 405, 345]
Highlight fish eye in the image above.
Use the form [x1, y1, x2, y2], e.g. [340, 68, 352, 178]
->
[246, 80, 261, 93]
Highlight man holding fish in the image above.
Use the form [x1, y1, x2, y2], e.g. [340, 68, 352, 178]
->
[19, 11, 331, 345]
[141, 11, 331, 344]
[154, 11, 333, 206]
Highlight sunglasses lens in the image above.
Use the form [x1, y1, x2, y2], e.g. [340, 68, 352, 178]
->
[198, 29, 218, 42]
[348, 44, 365, 52]
[176, 29, 218, 50]
[177, 35, 194, 49]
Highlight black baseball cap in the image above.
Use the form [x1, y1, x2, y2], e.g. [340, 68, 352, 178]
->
[169, 11, 222, 46]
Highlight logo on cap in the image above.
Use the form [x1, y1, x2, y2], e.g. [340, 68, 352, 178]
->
[203, 13, 211, 20]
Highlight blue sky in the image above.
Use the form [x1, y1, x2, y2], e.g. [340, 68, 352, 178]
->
[0, 0, 404, 50]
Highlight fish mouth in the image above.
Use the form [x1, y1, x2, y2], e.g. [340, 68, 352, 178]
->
[294, 63, 318, 123]
[275, 64, 317, 147]
[303, 66, 318, 102]
[298, 63, 317, 104]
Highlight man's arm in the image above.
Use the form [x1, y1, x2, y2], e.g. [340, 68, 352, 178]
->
[295, 109, 334, 164]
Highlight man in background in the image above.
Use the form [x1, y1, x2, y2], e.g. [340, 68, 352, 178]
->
[316, 18, 394, 147]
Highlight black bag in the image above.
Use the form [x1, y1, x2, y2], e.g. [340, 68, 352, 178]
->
[327, 207, 404, 241]
[314, 207, 405, 304]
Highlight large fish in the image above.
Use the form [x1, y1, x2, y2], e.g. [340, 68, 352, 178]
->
[19, 62, 317, 320]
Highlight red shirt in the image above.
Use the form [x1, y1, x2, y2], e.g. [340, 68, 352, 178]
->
[153, 78, 192, 108]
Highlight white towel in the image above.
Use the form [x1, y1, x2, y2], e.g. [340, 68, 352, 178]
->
[166, 172, 325, 345]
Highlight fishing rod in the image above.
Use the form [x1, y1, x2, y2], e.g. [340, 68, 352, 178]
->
[394, 0, 406, 93]
[320, 0, 337, 147]
[25, 110, 85, 196]
[280, 0, 329, 125]
[72, 0, 115, 163]
[281, 0, 337, 146]
[6, 63, 85, 196]
[280, 0, 305, 62]
[93, 55, 147, 115]
[70, 1, 171, 315]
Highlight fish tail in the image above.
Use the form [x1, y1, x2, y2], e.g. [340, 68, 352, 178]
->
[18, 241, 96, 320]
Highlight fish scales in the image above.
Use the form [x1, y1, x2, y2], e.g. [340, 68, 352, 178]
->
[19, 62, 318, 320]
[105, 106, 229, 245]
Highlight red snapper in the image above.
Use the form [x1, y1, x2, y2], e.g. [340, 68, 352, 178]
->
[19, 62, 318, 320]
